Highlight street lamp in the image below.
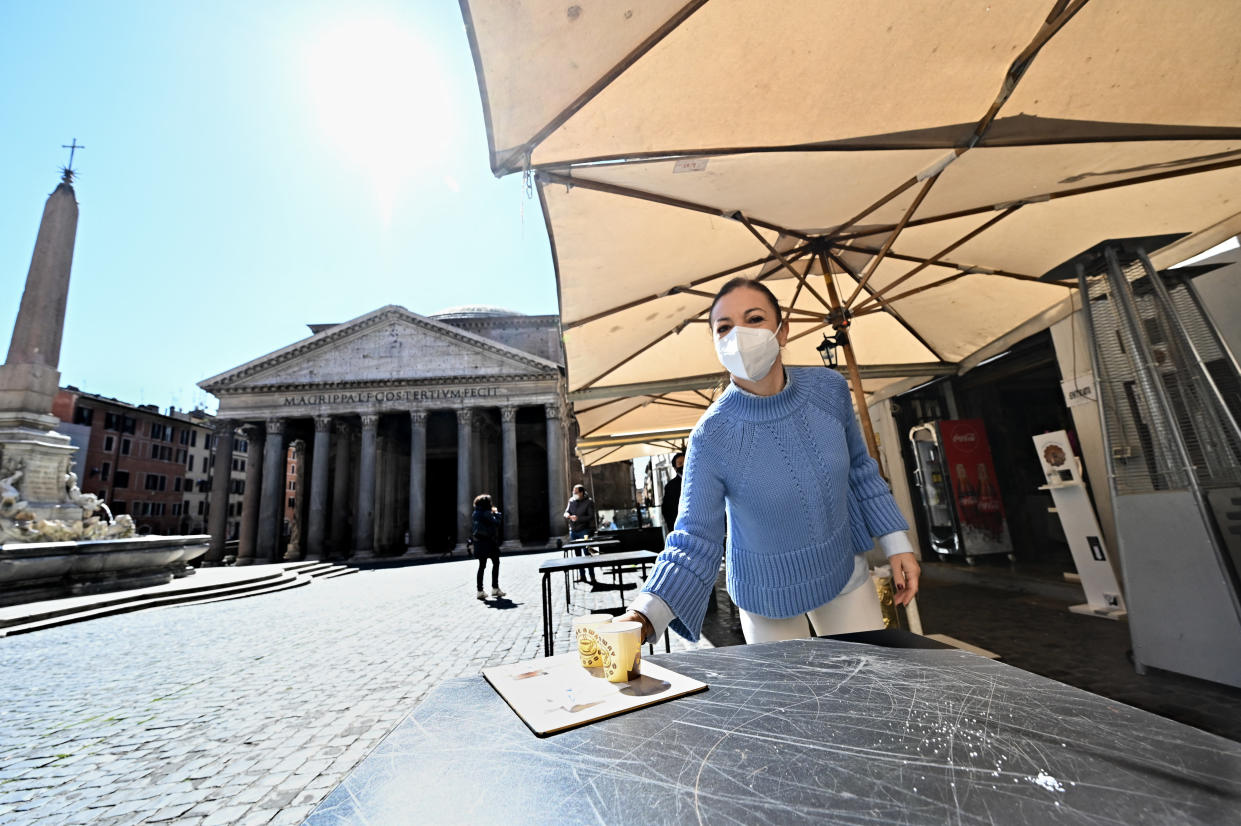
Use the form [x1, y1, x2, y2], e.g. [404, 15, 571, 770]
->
[817, 307, 852, 369]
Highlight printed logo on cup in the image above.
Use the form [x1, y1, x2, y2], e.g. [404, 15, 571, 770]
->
[572, 614, 613, 670]
[597, 621, 643, 683]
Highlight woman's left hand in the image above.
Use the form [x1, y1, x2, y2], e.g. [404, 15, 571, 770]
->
[888, 552, 921, 606]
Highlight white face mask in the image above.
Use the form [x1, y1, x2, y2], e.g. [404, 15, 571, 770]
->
[715, 323, 782, 382]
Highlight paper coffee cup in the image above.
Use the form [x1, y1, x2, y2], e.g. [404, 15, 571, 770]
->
[572, 614, 614, 669]
[597, 621, 643, 683]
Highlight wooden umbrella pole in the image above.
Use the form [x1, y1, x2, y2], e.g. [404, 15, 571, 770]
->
[817, 252, 881, 463]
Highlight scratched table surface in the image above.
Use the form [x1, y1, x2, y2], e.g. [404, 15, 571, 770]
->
[304, 638, 1241, 825]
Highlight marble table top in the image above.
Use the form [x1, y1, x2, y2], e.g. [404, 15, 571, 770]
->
[305, 638, 1241, 825]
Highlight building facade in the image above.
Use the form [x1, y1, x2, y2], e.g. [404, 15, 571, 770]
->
[197, 305, 570, 563]
[170, 408, 249, 538]
[52, 389, 199, 535]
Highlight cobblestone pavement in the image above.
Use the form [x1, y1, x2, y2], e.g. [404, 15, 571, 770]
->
[0, 552, 710, 826]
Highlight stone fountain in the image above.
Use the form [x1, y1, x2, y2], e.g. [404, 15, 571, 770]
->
[0, 162, 207, 607]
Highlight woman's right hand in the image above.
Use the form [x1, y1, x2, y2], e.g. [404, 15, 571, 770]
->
[617, 609, 653, 641]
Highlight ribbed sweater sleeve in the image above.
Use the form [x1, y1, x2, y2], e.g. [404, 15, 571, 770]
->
[838, 378, 908, 546]
[638, 418, 728, 642]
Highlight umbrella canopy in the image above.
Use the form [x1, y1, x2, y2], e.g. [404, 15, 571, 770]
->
[460, 0, 1241, 461]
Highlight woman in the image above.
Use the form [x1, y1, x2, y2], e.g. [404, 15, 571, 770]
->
[618, 277, 920, 644]
[471, 494, 505, 600]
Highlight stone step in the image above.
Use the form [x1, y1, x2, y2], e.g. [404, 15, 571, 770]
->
[0, 562, 363, 637]
[0, 568, 286, 629]
[0, 571, 303, 637]
[280, 560, 325, 572]
[318, 567, 360, 580]
[171, 574, 311, 607]
[293, 563, 338, 578]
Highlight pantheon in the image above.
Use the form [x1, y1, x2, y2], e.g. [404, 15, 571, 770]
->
[198, 305, 570, 562]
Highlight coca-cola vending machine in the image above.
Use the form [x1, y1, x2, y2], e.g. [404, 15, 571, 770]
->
[909, 419, 1014, 563]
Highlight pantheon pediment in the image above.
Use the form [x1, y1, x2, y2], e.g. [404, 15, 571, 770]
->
[199, 305, 560, 393]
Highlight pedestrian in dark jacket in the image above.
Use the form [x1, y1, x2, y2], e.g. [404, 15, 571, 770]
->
[660, 452, 686, 534]
[563, 484, 595, 540]
[471, 494, 504, 600]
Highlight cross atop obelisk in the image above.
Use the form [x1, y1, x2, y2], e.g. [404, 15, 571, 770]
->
[60, 139, 85, 184]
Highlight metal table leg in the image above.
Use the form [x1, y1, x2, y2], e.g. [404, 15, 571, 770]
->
[542, 572, 553, 657]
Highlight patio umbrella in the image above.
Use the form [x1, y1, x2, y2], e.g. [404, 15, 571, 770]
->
[460, 0, 1241, 460]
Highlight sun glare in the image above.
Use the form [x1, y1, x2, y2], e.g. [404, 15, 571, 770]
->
[303, 16, 459, 224]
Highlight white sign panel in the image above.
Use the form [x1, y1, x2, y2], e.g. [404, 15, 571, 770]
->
[1060, 373, 1097, 408]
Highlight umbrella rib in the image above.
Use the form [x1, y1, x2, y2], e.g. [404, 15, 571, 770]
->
[825, 250, 948, 362]
[538, 170, 809, 240]
[561, 247, 806, 331]
[829, 0, 1083, 289]
[966, 0, 1093, 148]
[840, 244, 1039, 281]
[572, 399, 625, 416]
[492, 0, 710, 174]
[829, 176, 922, 239]
[835, 152, 1241, 243]
[672, 286, 818, 320]
[735, 216, 834, 312]
[787, 321, 829, 345]
[822, 0, 1082, 292]
[867, 272, 975, 307]
[844, 174, 940, 306]
[782, 258, 811, 328]
[583, 444, 626, 464]
[648, 394, 711, 410]
[580, 403, 649, 438]
[576, 307, 710, 391]
[692, 389, 715, 405]
[535, 128, 1241, 169]
[851, 206, 1022, 313]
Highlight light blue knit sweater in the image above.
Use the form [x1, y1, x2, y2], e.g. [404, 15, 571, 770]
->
[641, 366, 908, 641]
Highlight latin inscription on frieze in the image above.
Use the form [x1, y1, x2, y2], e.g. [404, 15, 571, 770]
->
[282, 387, 504, 407]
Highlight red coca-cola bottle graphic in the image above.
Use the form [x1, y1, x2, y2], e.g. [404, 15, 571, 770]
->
[955, 463, 978, 526]
[976, 463, 1003, 539]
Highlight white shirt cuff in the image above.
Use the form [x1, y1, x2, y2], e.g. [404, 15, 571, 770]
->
[629, 591, 674, 644]
[877, 531, 914, 559]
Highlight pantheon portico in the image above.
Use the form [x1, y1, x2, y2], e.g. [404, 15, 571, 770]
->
[198, 305, 570, 562]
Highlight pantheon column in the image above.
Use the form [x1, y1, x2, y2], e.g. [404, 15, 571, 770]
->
[545, 403, 567, 538]
[283, 439, 307, 561]
[353, 413, 378, 558]
[500, 406, 520, 548]
[203, 419, 235, 566]
[330, 420, 352, 556]
[306, 416, 331, 561]
[256, 418, 286, 563]
[405, 409, 427, 553]
[236, 424, 264, 566]
[455, 407, 473, 552]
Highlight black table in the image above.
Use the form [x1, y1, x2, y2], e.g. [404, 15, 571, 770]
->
[560, 538, 623, 555]
[538, 550, 659, 656]
[560, 538, 623, 588]
[305, 637, 1241, 825]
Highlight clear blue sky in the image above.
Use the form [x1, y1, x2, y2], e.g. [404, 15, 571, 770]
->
[0, 1, 556, 413]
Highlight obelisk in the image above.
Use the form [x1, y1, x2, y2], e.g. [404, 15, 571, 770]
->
[0, 175, 78, 428]
[0, 162, 82, 521]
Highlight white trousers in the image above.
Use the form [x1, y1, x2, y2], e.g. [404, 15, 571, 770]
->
[739, 580, 885, 644]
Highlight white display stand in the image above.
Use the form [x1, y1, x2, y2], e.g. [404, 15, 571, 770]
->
[1033, 431, 1127, 620]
